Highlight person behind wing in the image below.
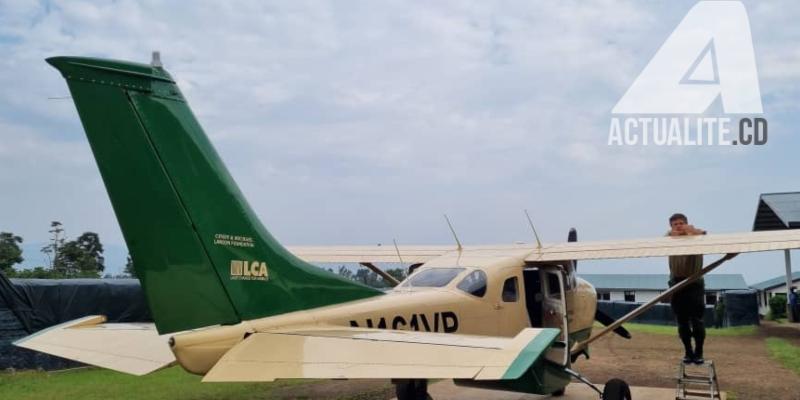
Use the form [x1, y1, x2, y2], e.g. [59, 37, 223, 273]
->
[667, 213, 707, 365]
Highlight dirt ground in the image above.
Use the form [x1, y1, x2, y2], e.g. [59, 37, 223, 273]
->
[255, 323, 800, 400]
[578, 323, 800, 400]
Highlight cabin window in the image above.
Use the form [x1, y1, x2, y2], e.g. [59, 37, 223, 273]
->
[400, 267, 465, 288]
[597, 292, 610, 301]
[546, 272, 562, 300]
[705, 292, 718, 306]
[502, 277, 519, 302]
[457, 270, 488, 297]
[624, 291, 636, 302]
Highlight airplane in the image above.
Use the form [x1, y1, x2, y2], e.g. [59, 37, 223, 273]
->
[14, 55, 800, 400]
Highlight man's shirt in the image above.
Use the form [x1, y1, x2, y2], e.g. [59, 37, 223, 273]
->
[666, 230, 704, 284]
[669, 254, 704, 281]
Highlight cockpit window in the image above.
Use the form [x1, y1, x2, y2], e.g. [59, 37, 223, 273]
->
[502, 277, 519, 302]
[456, 270, 487, 297]
[401, 268, 465, 288]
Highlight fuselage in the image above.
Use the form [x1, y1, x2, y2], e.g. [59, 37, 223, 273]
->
[170, 247, 597, 375]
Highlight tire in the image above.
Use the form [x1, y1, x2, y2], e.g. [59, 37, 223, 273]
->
[602, 378, 632, 400]
[395, 379, 432, 400]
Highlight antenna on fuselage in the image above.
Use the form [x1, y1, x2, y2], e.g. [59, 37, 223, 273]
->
[524, 209, 543, 249]
[151, 51, 163, 68]
[393, 238, 405, 266]
[444, 214, 463, 251]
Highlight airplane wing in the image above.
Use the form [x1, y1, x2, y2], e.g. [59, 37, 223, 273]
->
[287, 245, 455, 264]
[203, 326, 560, 382]
[526, 229, 800, 262]
[13, 315, 175, 376]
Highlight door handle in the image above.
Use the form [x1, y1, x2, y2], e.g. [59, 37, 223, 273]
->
[493, 303, 503, 310]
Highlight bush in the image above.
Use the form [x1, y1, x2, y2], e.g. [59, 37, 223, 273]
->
[769, 295, 787, 320]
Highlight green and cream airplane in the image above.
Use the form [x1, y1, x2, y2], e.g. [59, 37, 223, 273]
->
[15, 55, 800, 400]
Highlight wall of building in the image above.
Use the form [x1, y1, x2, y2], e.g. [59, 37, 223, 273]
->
[757, 281, 799, 315]
[599, 289, 720, 304]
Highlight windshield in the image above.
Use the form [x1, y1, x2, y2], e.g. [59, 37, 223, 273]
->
[401, 267, 465, 288]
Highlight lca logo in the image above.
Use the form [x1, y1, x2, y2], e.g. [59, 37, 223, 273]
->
[609, 1, 767, 146]
[230, 260, 269, 281]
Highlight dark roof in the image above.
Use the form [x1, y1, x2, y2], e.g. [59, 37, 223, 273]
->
[578, 274, 748, 291]
[750, 271, 800, 291]
[753, 192, 800, 231]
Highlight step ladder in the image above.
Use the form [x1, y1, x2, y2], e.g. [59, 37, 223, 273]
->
[675, 360, 722, 400]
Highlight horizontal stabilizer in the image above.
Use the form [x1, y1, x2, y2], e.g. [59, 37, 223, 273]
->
[14, 315, 175, 376]
[203, 326, 560, 382]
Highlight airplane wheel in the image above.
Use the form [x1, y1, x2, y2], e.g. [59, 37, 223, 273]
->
[602, 378, 631, 400]
[551, 387, 566, 396]
[395, 379, 432, 400]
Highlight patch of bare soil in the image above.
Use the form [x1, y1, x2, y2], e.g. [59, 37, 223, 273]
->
[577, 325, 800, 400]
[761, 320, 800, 346]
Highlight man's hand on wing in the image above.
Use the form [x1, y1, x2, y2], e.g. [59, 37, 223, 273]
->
[685, 225, 707, 235]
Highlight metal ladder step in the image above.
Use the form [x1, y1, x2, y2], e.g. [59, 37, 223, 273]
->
[676, 360, 722, 400]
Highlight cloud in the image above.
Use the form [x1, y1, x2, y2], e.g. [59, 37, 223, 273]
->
[0, 1, 798, 283]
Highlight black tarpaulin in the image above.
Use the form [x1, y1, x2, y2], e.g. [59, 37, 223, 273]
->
[597, 300, 714, 326]
[722, 290, 760, 327]
[0, 278, 151, 333]
[0, 275, 151, 370]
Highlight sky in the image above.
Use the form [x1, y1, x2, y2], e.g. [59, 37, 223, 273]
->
[0, 0, 798, 284]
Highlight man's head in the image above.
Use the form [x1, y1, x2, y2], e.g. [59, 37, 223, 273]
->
[669, 213, 689, 234]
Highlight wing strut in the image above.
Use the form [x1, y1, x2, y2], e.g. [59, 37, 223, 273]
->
[571, 252, 738, 355]
[359, 262, 402, 287]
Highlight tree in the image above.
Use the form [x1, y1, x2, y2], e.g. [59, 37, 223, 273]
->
[354, 268, 387, 288]
[0, 232, 24, 273]
[11, 266, 61, 279]
[41, 221, 64, 269]
[54, 232, 105, 278]
[386, 268, 407, 283]
[124, 254, 137, 278]
[769, 295, 787, 320]
[337, 265, 354, 280]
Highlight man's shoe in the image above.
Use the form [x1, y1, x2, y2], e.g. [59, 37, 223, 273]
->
[683, 351, 694, 364]
[693, 356, 705, 365]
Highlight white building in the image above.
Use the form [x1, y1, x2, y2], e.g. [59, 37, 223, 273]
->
[579, 274, 749, 305]
[751, 271, 800, 316]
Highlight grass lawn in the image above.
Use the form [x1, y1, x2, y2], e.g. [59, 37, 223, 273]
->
[0, 367, 311, 400]
[596, 322, 758, 337]
[765, 337, 800, 376]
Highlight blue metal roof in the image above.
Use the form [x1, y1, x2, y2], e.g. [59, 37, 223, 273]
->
[578, 274, 748, 291]
[749, 271, 800, 291]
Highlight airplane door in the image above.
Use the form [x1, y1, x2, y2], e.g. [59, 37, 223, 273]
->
[541, 267, 569, 366]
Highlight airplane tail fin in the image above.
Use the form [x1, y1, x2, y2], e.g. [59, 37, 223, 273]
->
[47, 56, 382, 334]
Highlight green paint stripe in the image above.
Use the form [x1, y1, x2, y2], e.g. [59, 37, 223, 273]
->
[502, 328, 561, 380]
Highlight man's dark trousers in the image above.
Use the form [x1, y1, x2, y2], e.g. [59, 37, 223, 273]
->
[671, 280, 706, 358]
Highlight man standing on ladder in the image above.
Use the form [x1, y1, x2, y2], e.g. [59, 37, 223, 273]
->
[667, 213, 707, 365]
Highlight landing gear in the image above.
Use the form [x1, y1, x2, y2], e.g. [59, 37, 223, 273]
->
[394, 379, 432, 400]
[602, 378, 632, 400]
